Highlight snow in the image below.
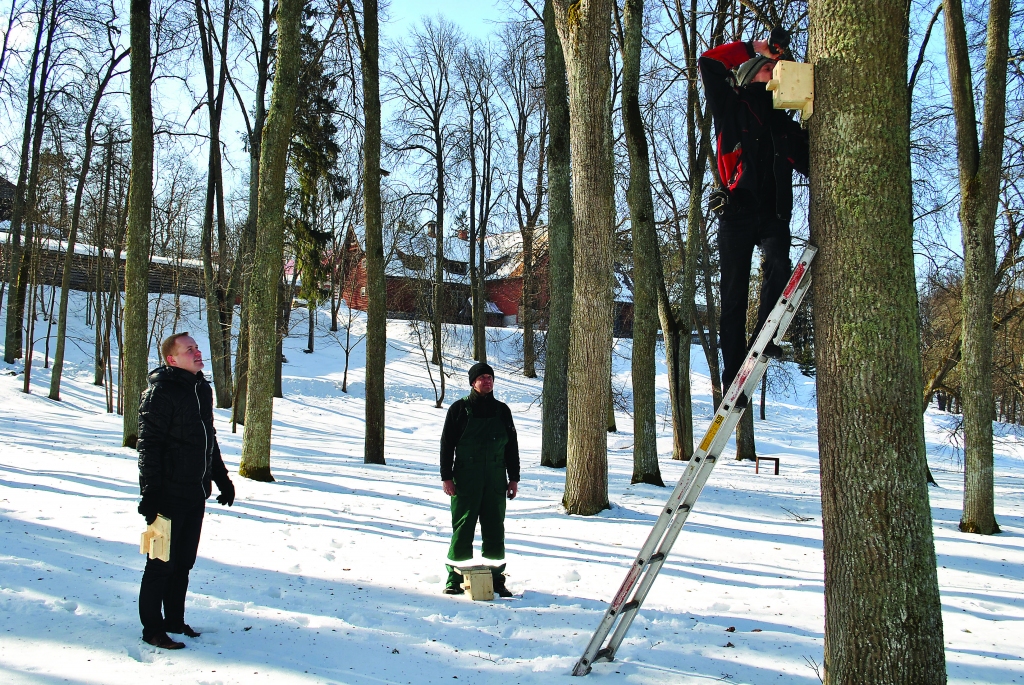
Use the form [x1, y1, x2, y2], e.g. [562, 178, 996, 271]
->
[1, 290, 1023, 684]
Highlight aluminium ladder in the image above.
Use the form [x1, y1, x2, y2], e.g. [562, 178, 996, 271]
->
[572, 244, 817, 677]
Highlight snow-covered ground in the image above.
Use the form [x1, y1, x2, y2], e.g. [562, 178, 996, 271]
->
[1, 291, 1023, 684]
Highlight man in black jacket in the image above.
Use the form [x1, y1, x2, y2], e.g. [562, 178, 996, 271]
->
[440, 362, 520, 597]
[137, 332, 235, 649]
[699, 29, 809, 390]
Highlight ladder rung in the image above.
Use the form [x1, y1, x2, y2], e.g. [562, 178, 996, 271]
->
[621, 600, 640, 613]
[650, 552, 665, 563]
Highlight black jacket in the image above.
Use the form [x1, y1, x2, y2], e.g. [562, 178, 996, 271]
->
[440, 390, 520, 482]
[137, 366, 229, 503]
[698, 41, 809, 221]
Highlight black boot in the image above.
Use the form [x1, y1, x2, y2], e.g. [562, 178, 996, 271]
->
[143, 632, 186, 650]
[165, 623, 201, 638]
[490, 564, 513, 598]
[444, 565, 464, 595]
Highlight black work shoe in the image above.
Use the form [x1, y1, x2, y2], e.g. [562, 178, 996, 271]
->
[444, 566, 464, 595]
[166, 623, 201, 638]
[490, 564, 513, 598]
[143, 632, 185, 650]
[763, 342, 784, 359]
[492, 575, 513, 598]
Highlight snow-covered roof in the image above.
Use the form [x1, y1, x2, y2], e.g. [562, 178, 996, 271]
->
[0, 221, 204, 269]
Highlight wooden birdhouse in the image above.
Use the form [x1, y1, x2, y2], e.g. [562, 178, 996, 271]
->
[459, 565, 494, 601]
[139, 515, 171, 562]
[767, 61, 814, 121]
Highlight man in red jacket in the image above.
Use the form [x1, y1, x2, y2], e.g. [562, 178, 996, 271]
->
[698, 28, 809, 391]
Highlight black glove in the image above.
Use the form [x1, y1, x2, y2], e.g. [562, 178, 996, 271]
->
[768, 26, 791, 58]
[138, 493, 160, 525]
[215, 477, 235, 506]
[709, 188, 729, 216]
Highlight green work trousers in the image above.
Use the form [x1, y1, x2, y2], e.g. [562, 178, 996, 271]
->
[447, 414, 508, 562]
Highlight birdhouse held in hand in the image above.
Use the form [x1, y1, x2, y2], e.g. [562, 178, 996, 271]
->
[140, 515, 171, 562]
[767, 61, 814, 121]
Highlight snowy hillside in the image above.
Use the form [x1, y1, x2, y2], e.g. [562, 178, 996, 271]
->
[1, 291, 1022, 684]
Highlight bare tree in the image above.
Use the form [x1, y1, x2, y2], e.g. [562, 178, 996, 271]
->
[539, 0, 573, 469]
[552, 0, 615, 515]
[238, 0, 303, 481]
[194, 0, 238, 407]
[943, 0, 1010, 535]
[49, 15, 128, 400]
[498, 20, 546, 378]
[5, 0, 59, 364]
[617, 0, 664, 485]
[386, 17, 462, 370]
[122, 0, 154, 447]
[456, 40, 500, 363]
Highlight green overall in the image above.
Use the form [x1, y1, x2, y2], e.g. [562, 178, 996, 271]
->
[447, 402, 509, 562]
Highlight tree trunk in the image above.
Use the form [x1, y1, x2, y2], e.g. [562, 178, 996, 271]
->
[808, 0, 947, 679]
[123, 0, 154, 448]
[943, 0, 1009, 535]
[50, 50, 126, 400]
[2, 0, 48, 364]
[735, 408, 755, 460]
[238, 0, 303, 482]
[360, 0, 386, 465]
[197, 0, 235, 408]
[699, 227, 723, 409]
[540, 0, 573, 469]
[521, 228, 537, 377]
[231, 0, 271, 430]
[657, 282, 689, 460]
[620, 0, 663, 487]
[431, 137, 445, 367]
[553, 0, 614, 515]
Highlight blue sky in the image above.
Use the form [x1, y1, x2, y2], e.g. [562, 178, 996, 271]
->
[381, 0, 513, 38]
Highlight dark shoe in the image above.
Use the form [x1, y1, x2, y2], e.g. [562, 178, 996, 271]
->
[444, 566, 464, 595]
[763, 342, 784, 359]
[165, 623, 201, 638]
[490, 564, 513, 598]
[143, 632, 185, 650]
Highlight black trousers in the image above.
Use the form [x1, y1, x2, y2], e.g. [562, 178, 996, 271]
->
[717, 211, 791, 389]
[139, 500, 205, 638]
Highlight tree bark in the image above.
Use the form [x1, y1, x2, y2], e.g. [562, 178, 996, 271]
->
[552, 0, 614, 515]
[238, 0, 303, 481]
[540, 0, 573, 470]
[230, 0, 271, 429]
[50, 48, 127, 400]
[943, 0, 1009, 535]
[123, 0, 154, 448]
[620, 0, 663, 486]
[196, 0, 235, 408]
[808, 0, 947, 679]
[735, 407, 755, 460]
[360, 0, 386, 465]
[3, 0, 48, 364]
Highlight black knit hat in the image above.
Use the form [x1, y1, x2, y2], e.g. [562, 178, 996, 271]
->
[468, 362, 495, 385]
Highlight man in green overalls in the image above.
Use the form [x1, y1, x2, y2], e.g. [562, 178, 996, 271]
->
[440, 362, 520, 597]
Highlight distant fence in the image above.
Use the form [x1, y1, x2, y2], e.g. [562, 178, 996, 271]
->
[0, 242, 206, 297]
